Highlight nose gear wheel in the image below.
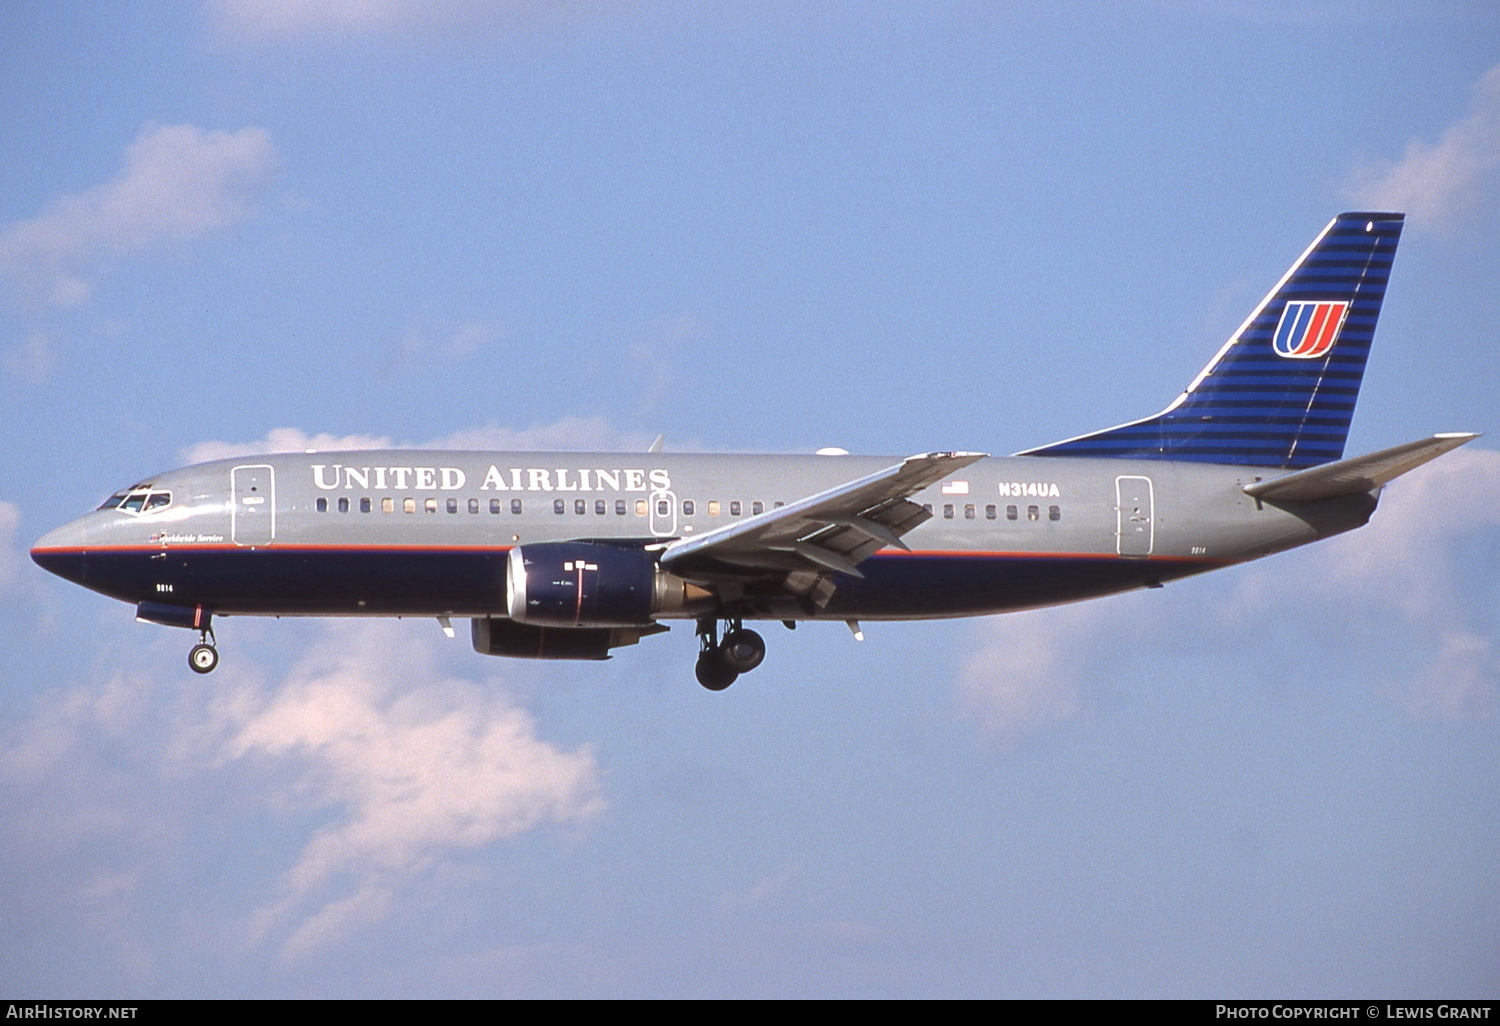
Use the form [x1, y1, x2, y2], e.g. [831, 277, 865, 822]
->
[188, 626, 219, 675]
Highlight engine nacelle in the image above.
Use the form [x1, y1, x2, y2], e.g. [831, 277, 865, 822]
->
[470, 618, 665, 661]
[505, 542, 711, 628]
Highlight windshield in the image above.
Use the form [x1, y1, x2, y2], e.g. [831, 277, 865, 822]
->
[98, 485, 171, 514]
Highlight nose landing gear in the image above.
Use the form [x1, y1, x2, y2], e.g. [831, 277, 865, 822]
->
[694, 618, 767, 690]
[188, 627, 219, 674]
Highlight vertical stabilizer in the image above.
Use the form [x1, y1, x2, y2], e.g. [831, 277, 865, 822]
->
[1021, 212, 1404, 469]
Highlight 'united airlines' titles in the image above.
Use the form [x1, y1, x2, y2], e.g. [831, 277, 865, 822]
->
[312, 465, 672, 493]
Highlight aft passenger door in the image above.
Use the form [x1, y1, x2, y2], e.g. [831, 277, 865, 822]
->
[232, 465, 275, 546]
[1115, 475, 1153, 558]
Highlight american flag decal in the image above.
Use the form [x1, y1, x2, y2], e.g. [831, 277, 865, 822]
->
[1273, 300, 1349, 359]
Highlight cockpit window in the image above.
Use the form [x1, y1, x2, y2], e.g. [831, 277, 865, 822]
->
[98, 485, 171, 515]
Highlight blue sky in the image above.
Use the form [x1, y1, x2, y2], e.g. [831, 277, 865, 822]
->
[1, 0, 1498, 998]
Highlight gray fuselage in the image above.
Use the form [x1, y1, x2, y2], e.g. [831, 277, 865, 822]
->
[31, 449, 1378, 624]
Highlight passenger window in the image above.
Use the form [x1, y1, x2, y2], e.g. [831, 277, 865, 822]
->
[708, 501, 720, 516]
[986, 504, 996, 520]
[554, 499, 565, 515]
[1049, 505, 1061, 521]
[1006, 505, 1018, 521]
[964, 504, 976, 520]
[316, 497, 328, 513]
[490, 499, 501, 514]
[447, 498, 458, 514]
[425, 498, 438, 514]
[404, 498, 416, 514]
[730, 501, 742, 517]
[752, 501, 764, 515]
[360, 497, 371, 513]
[1028, 505, 1039, 521]
[595, 499, 606, 515]
[468, 498, 479, 514]
[574, 499, 586, 515]
[615, 500, 626, 516]
[382, 497, 395, 513]
[774, 501, 784, 508]
[635, 500, 648, 516]
[338, 497, 350, 513]
[657, 500, 669, 516]
[943, 504, 954, 519]
[683, 500, 695, 516]
[511, 499, 522, 514]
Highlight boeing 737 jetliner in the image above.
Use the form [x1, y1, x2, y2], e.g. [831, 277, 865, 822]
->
[31, 212, 1478, 688]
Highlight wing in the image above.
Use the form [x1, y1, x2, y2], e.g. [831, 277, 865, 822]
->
[658, 451, 986, 605]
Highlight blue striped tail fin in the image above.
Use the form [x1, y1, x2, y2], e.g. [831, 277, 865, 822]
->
[1020, 212, 1405, 469]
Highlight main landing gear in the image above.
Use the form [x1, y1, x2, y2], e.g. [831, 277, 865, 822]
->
[695, 617, 766, 691]
[188, 626, 219, 674]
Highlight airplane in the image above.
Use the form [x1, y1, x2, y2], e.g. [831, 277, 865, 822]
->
[30, 211, 1479, 690]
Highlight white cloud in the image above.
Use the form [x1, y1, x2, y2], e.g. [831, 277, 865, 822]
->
[958, 446, 1500, 741]
[0, 500, 26, 599]
[181, 416, 661, 467]
[212, 0, 444, 37]
[957, 602, 1097, 749]
[1304, 445, 1500, 719]
[0, 124, 278, 308]
[1408, 629, 1499, 722]
[1344, 64, 1500, 233]
[431, 416, 660, 453]
[179, 427, 395, 466]
[208, 0, 548, 42]
[399, 320, 501, 362]
[0, 619, 603, 969]
[220, 621, 603, 961]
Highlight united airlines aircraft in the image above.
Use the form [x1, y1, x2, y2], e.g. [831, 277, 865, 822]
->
[31, 212, 1478, 688]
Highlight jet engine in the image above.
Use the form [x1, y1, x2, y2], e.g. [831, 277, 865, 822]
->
[505, 542, 713, 628]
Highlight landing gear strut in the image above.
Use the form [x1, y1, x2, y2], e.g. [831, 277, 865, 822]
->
[695, 617, 767, 691]
[188, 626, 219, 674]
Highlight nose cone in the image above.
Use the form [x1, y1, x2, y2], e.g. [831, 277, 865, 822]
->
[31, 517, 89, 585]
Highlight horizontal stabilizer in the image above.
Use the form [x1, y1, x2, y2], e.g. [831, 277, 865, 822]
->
[1242, 433, 1479, 502]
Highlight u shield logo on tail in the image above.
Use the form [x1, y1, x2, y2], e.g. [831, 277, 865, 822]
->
[1273, 300, 1349, 359]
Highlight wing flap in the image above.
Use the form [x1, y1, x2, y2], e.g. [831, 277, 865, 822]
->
[660, 451, 985, 580]
[1243, 433, 1479, 502]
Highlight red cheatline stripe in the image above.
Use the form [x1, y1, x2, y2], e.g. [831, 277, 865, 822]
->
[874, 549, 1227, 564]
[31, 544, 1231, 565]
